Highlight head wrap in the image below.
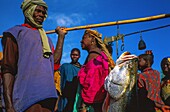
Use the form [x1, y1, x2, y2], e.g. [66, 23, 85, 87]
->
[21, 0, 51, 58]
[85, 29, 115, 70]
[168, 57, 170, 62]
[84, 29, 102, 39]
[161, 57, 170, 64]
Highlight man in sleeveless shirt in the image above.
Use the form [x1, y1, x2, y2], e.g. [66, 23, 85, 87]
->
[1, 0, 67, 112]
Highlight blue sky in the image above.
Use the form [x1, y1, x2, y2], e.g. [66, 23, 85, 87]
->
[0, 0, 170, 76]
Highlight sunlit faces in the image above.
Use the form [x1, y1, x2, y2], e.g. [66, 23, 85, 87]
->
[161, 58, 170, 75]
[138, 57, 147, 71]
[33, 6, 47, 25]
[80, 33, 93, 50]
[70, 50, 80, 63]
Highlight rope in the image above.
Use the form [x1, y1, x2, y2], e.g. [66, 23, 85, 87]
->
[104, 24, 170, 44]
[124, 24, 170, 37]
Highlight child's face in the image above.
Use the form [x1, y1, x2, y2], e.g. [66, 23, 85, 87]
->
[138, 57, 147, 71]
[161, 59, 170, 75]
[70, 50, 80, 63]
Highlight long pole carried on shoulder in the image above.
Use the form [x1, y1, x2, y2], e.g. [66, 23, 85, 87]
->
[46, 14, 170, 33]
[0, 14, 170, 38]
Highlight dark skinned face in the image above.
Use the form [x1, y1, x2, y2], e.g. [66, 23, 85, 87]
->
[33, 6, 46, 25]
[161, 59, 170, 76]
[70, 50, 80, 64]
[80, 33, 92, 50]
[138, 57, 148, 71]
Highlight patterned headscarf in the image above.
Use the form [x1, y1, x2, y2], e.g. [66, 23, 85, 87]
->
[85, 29, 115, 70]
[21, 0, 51, 58]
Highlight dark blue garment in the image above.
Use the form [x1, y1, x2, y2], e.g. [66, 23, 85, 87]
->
[58, 63, 80, 112]
[3, 25, 57, 112]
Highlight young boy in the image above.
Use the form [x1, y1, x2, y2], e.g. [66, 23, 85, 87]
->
[137, 50, 170, 112]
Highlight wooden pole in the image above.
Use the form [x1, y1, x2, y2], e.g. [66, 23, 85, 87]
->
[0, 14, 170, 38]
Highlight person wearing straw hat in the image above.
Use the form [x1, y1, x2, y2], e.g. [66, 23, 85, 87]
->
[1, 0, 67, 112]
[77, 29, 114, 112]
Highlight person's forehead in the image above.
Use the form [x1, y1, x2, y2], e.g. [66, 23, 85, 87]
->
[83, 33, 90, 37]
[36, 5, 46, 10]
[82, 33, 92, 40]
[71, 50, 79, 54]
[164, 60, 170, 64]
[139, 57, 145, 61]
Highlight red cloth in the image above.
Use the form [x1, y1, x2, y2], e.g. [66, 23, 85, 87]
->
[54, 64, 60, 71]
[21, 24, 37, 30]
[78, 52, 109, 103]
[137, 67, 164, 104]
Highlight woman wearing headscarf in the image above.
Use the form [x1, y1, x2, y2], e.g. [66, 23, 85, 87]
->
[1, 0, 67, 112]
[77, 29, 114, 112]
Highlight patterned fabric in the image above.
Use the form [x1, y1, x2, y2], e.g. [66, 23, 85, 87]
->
[161, 79, 170, 106]
[78, 51, 109, 103]
[54, 70, 62, 95]
[137, 67, 164, 104]
[54, 64, 61, 95]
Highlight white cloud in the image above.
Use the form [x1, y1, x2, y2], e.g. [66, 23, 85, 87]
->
[48, 13, 86, 27]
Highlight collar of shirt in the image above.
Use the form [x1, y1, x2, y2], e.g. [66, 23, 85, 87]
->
[21, 24, 37, 30]
[143, 67, 153, 72]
